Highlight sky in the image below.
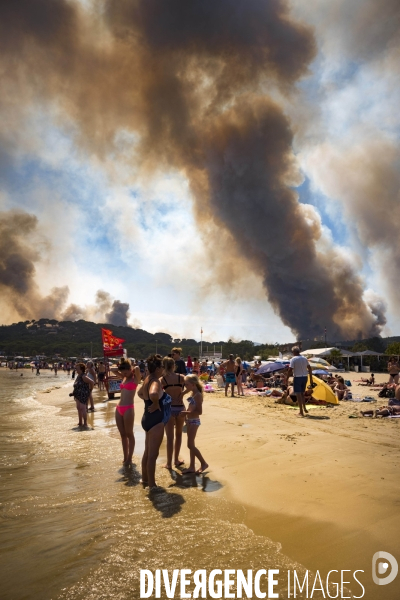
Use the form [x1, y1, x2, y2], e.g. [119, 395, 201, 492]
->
[0, 0, 399, 343]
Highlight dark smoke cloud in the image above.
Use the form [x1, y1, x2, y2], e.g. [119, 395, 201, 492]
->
[63, 290, 131, 327]
[94, 290, 130, 327]
[106, 300, 130, 327]
[0, 210, 130, 327]
[0, 0, 390, 338]
[0, 210, 69, 321]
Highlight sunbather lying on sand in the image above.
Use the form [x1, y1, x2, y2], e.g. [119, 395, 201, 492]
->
[274, 386, 316, 407]
[274, 390, 297, 406]
[360, 405, 400, 418]
[358, 374, 375, 386]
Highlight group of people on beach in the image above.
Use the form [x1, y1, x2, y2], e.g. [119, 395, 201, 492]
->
[71, 348, 208, 490]
[70, 348, 400, 483]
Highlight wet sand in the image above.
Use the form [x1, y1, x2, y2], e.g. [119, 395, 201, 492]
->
[36, 371, 400, 599]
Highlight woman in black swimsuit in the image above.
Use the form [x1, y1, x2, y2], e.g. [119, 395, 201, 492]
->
[161, 356, 186, 469]
[137, 354, 171, 490]
[71, 363, 94, 430]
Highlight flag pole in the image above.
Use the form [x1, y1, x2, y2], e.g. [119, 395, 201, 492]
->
[200, 327, 203, 361]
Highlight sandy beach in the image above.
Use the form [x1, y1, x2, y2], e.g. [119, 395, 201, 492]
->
[33, 371, 400, 599]
[196, 372, 400, 596]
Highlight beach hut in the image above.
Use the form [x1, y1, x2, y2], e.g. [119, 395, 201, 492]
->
[308, 375, 338, 405]
[354, 349, 383, 370]
[301, 348, 355, 370]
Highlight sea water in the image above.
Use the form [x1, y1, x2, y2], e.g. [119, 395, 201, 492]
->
[0, 368, 320, 599]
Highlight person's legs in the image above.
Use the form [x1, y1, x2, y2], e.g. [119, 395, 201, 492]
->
[360, 409, 374, 417]
[174, 414, 185, 466]
[295, 392, 306, 416]
[184, 424, 208, 473]
[123, 409, 135, 465]
[88, 391, 94, 411]
[75, 400, 82, 426]
[231, 383, 235, 397]
[115, 408, 128, 463]
[82, 402, 88, 427]
[141, 433, 149, 484]
[225, 383, 229, 397]
[146, 423, 165, 488]
[163, 418, 175, 469]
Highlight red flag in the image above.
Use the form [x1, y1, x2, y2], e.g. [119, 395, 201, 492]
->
[101, 328, 125, 351]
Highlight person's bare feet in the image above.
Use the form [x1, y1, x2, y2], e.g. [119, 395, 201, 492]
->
[297, 413, 305, 418]
[174, 460, 185, 467]
[182, 468, 196, 474]
[196, 463, 209, 474]
[162, 463, 172, 469]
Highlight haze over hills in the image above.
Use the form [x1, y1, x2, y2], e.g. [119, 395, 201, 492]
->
[0, 319, 399, 361]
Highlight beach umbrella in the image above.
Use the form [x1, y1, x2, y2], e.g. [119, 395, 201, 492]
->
[256, 362, 286, 375]
[312, 369, 331, 376]
[308, 375, 338, 405]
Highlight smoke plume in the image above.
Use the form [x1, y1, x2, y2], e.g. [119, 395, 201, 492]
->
[0, 210, 130, 327]
[0, 210, 68, 322]
[63, 290, 131, 327]
[0, 0, 392, 338]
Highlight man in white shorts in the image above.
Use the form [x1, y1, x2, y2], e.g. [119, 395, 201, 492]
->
[287, 346, 313, 417]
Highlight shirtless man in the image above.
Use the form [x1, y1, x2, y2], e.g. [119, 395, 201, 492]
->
[221, 354, 237, 397]
[98, 361, 106, 391]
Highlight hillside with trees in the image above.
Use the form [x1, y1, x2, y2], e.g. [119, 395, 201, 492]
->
[0, 319, 280, 360]
[1, 320, 398, 361]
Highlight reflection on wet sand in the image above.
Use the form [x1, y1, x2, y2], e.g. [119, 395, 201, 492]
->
[0, 373, 316, 600]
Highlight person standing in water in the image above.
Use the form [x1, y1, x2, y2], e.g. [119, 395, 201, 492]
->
[137, 354, 172, 490]
[97, 361, 106, 391]
[115, 359, 141, 467]
[72, 363, 93, 430]
[161, 356, 186, 469]
[181, 375, 208, 474]
[86, 361, 97, 412]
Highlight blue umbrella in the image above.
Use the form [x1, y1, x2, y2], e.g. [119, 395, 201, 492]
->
[312, 369, 330, 376]
[256, 362, 286, 375]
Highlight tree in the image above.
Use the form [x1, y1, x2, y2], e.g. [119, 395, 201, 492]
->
[351, 342, 367, 352]
[386, 342, 400, 356]
[329, 348, 342, 365]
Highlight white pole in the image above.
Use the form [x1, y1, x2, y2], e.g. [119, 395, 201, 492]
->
[200, 328, 203, 360]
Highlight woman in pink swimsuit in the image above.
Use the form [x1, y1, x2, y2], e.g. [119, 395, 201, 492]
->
[115, 358, 141, 467]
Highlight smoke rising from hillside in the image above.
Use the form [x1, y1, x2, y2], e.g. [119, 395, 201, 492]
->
[0, 0, 393, 338]
[0, 210, 130, 327]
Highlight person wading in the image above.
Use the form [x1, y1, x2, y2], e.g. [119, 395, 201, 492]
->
[161, 356, 186, 469]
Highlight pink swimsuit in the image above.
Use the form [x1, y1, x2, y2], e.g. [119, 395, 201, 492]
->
[116, 380, 138, 415]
